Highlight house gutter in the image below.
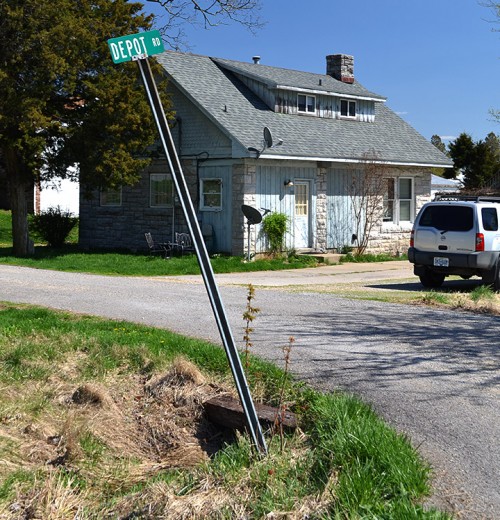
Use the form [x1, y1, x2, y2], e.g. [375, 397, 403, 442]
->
[274, 85, 386, 103]
[255, 153, 452, 169]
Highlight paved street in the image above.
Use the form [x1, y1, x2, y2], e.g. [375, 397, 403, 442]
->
[0, 262, 498, 519]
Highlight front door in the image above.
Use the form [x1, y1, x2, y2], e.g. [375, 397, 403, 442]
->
[294, 181, 310, 248]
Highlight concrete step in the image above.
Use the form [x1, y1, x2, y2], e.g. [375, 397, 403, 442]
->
[298, 252, 345, 264]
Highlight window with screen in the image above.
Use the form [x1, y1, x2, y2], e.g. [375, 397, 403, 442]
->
[383, 177, 414, 224]
[100, 188, 122, 207]
[340, 99, 356, 118]
[298, 94, 316, 114]
[200, 178, 222, 210]
[150, 174, 173, 207]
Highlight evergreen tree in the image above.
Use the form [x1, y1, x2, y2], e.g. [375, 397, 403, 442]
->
[448, 132, 500, 190]
[0, 0, 162, 255]
[1, 0, 263, 256]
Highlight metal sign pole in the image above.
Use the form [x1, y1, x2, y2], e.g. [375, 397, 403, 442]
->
[135, 57, 267, 455]
[247, 222, 251, 262]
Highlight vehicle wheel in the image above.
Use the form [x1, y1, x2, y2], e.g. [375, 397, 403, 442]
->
[419, 270, 445, 288]
[482, 259, 500, 291]
[493, 260, 500, 292]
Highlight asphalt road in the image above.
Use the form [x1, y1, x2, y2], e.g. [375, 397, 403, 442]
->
[0, 263, 498, 519]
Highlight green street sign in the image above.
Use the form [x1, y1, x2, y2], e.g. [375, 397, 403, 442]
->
[108, 30, 164, 64]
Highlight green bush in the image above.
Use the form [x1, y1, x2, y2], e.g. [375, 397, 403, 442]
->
[29, 206, 78, 247]
[262, 212, 288, 254]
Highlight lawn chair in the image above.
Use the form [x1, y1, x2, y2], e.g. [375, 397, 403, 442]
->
[144, 232, 168, 258]
[173, 232, 195, 256]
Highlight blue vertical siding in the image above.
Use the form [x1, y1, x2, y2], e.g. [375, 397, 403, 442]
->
[255, 164, 316, 251]
[233, 73, 376, 122]
[326, 168, 361, 250]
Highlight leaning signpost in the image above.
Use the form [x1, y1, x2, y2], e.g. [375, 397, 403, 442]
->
[107, 30, 267, 455]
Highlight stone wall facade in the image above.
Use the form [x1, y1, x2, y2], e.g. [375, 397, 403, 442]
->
[366, 168, 430, 255]
[79, 158, 196, 252]
[315, 165, 328, 251]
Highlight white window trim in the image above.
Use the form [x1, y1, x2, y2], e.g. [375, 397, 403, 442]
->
[398, 177, 414, 224]
[200, 177, 223, 211]
[100, 188, 122, 207]
[382, 177, 415, 226]
[340, 99, 356, 119]
[149, 173, 173, 208]
[297, 94, 316, 114]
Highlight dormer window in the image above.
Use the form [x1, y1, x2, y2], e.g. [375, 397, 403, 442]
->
[340, 99, 356, 118]
[298, 94, 316, 114]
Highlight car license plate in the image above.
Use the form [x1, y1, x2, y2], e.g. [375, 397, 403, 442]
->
[433, 257, 449, 267]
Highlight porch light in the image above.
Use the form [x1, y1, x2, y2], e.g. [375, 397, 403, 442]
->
[284, 179, 294, 187]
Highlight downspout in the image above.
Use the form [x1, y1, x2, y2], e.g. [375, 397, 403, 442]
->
[195, 151, 210, 211]
[171, 118, 182, 242]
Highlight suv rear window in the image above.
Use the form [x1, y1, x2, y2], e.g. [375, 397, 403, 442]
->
[481, 208, 498, 231]
[419, 205, 473, 231]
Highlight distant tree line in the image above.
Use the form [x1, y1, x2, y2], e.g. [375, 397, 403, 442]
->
[431, 132, 500, 191]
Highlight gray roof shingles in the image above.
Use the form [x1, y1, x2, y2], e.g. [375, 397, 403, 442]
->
[212, 57, 386, 101]
[155, 51, 452, 167]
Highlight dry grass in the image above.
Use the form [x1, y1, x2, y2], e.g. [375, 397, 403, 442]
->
[446, 292, 500, 315]
[0, 350, 342, 519]
[286, 280, 500, 316]
[0, 354, 240, 519]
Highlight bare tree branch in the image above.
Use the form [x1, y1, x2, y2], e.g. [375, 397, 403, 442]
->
[347, 150, 390, 256]
[480, 1, 500, 29]
[145, 0, 264, 49]
[489, 108, 500, 124]
[480, 3, 500, 123]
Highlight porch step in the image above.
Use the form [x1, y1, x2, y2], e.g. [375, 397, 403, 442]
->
[298, 252, 344, 265]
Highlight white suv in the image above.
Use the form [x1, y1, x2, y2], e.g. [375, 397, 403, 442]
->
[408, 196, 500, 290]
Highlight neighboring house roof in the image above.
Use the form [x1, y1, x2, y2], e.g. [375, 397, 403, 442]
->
[155, 51, 452, 168]
[431, 174, 461, 189]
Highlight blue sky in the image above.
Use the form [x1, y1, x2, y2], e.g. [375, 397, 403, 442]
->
[144, 0, 499, 145]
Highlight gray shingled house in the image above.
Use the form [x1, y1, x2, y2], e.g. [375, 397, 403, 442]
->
[79, 51, 452, 255]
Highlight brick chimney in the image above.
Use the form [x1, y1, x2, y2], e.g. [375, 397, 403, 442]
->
[326, 54, 354, 83]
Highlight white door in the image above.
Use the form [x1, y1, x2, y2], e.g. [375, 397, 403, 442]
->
[294, 181, 310, 248]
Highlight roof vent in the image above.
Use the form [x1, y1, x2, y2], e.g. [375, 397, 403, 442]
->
[252, 56, 261, 64]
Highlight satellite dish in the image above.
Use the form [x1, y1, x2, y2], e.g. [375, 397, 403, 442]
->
[263, 127, 273, 148]
[242, 204, 263, 225]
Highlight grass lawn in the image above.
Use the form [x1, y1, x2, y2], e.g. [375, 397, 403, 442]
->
[0, 245, 321, 276]
[0, 302, 450, 519]
[0, 210, 321, 276]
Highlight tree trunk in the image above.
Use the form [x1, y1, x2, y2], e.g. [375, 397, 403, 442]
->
[4, 147, 34, 256]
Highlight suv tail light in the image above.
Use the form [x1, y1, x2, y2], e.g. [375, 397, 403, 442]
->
[410, 229, 415, 247]
[476, 233, 485, 252]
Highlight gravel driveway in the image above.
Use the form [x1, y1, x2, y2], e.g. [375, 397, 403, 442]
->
[0, 262, 498, 519]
